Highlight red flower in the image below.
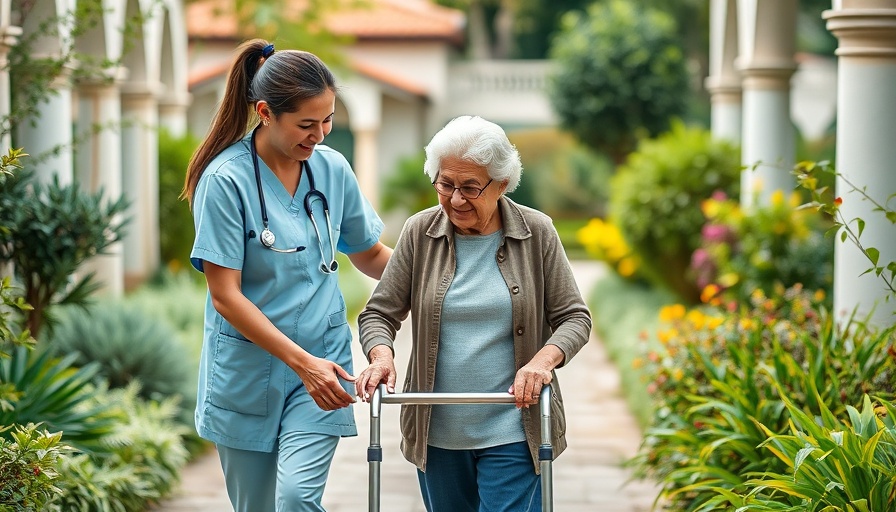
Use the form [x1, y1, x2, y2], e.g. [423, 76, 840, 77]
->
[834, 197, 843, 206]
[33, 466, 41, 476]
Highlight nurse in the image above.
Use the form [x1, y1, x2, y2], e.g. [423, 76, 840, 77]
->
[181, 39, 391, 511]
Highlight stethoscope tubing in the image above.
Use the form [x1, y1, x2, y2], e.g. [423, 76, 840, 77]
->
[250, 126, 339, 273]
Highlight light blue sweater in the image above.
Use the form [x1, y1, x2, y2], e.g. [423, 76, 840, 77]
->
[428, 230, 526, 449]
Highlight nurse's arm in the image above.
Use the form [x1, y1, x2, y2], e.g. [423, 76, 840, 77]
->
[203, 261, 356, 411]
[348, 240, 392, 280]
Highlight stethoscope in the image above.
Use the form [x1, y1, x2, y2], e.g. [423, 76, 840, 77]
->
[250, 126, 339, 274]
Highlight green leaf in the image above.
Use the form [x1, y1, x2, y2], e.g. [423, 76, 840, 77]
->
[866, 247, 880, 266]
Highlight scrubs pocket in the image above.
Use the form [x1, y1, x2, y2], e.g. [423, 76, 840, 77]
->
[208, 333, 271, 416]
[322, 308, 349, 358]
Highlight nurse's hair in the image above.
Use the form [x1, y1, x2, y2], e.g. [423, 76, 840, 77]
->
[182, 39, 337, 206]
[423, 115, 522, 193]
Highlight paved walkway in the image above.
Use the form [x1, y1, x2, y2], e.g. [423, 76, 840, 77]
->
[150, 260, 660, 511]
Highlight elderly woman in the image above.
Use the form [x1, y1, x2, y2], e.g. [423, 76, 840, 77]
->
[355, 115, 591, 512]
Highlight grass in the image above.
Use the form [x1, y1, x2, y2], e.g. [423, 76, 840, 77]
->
[587, 271, 675, 427]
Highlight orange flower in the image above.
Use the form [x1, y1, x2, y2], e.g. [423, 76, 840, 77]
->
[700, 284, 720, 304]
[834, 197, 843, 206]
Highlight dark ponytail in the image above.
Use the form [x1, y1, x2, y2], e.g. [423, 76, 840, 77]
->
[181, 39, 270, 205]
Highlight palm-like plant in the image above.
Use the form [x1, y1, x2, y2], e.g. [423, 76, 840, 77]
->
[0, 347, 115, 451]
[0, 168, 129, 338]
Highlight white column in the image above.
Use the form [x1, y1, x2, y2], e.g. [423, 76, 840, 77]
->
[75, 73, 126, 297]
[0, 7, 21, 150]
[352, 128, 379, 209]
[16, 70, 75, 185]
[706, 0, 742, 142]
[338, 77, 383, 208]
[121, 84, 161, 289]
[736, 0, 798, 207]
[825, 2, 896, 324]
[159, 91, 190, 137]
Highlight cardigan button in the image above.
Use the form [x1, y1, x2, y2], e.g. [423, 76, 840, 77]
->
[511, 286, 520, 294]
[516, 327, 524, 335]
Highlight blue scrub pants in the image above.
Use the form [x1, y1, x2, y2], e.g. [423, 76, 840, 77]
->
[218, 431, 339, 512]
[416, 441, 541, 512]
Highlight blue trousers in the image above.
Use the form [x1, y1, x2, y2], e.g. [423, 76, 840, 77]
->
[417, 441, 541, 512]
[217, 431, 338, 512]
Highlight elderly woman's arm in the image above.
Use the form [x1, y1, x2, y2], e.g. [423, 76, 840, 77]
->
[511, 223, 592, 408]
[355, 220, 416, 401]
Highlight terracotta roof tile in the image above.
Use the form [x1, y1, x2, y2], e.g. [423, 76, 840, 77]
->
[187, 0, 464, 43]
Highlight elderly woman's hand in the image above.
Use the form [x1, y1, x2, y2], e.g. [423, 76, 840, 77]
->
[510, 345, 565, 408]
[355, 345, 397, 402]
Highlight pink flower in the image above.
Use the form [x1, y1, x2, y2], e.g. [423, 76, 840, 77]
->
[701, 223, 734, 244]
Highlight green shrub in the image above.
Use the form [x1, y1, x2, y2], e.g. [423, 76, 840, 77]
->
[692, 189, 834, 306]
[610, 121, 740, 303]
[381, 151, 433, 217]
[48, 302, 196, 411]
[0, 423, 69, 511]
[51, 383, 191, 511]
[716, 395, 896, 510]
[548, 0, 690, 165]
[631, 288, 896, 510]
[0, 168, 129, 338]
[159, 129, 200, 272]
[508, 129, 612, 219]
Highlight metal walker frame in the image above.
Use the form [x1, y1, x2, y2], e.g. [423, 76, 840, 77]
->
[367, 384, 554, 511]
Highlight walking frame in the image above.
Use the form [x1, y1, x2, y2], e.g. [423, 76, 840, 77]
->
[367, 384, 554, 512]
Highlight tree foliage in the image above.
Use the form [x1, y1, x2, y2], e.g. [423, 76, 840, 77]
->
[547, 0, 690, 164]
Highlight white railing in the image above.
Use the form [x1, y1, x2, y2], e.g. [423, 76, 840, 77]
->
[446, 60, 557, 125]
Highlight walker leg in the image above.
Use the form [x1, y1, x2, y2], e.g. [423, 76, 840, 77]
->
[368, 386, 384, 512]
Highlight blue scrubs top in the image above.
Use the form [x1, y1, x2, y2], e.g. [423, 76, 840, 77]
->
[190, 134, 384, 451]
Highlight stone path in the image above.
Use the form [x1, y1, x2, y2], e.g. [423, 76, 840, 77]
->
[150, 260, 661, 511]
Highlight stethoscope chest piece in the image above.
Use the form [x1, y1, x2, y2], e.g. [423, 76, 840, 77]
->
[250, 126, 340, 273]
[260, 228, 277, 248]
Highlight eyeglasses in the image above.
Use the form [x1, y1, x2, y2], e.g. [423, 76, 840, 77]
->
[432, 179, 493, 199]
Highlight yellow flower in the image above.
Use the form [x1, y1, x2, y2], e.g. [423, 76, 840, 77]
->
[659, 304, 686, 322]
[686, 309, 706, 330]
[706, 316, 724, 330]
[632, 357, 644, 369]
[739, 318, 754, 331]
[672, 368, 684, 381]
[717, 273, 739, 288]
[770, 189, 785, 206]
[814, 289, 826, 302]
[617, 257, 638, 277]
[701, 198, 721, 219]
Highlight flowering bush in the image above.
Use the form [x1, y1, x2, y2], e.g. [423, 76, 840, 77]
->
[0, 424, 69, 510]
[576, 217, 641, 279]
[630, 287, 896, 510]
[690, 189, 833, 307]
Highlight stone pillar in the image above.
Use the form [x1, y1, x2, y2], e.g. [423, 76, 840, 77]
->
[706, 0, 742, 142]
[159, 91, 190, 138]
[0, 2, 20, 151]
[736, 0, 798, 207]
[121, 84, 161, 289]
[338, 77, 382, 208]
[825, 1, 896, 324]
[17, 69, 75, 185]
[352, 128, 380, 209]
[75, 72, 126, 297]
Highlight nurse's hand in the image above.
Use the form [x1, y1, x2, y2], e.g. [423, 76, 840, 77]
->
[355, 345, 396, 402]
[295, 357, 357, 411]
